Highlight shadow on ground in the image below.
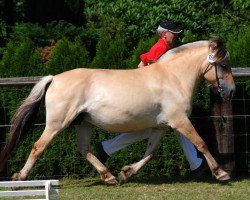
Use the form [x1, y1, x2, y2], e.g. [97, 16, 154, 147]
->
[73, 174, 249, 188]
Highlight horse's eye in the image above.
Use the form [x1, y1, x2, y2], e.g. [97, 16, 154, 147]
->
[220, 64, 227, 68]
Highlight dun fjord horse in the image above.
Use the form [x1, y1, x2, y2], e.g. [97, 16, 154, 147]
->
[0, 38, 235, 185]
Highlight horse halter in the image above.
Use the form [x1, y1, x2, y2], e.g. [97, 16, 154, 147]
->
[205, 53, 223, 94]
[204, 54, 227, 123]
[214, 63, 223, 93]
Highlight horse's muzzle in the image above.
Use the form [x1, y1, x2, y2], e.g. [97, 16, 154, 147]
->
[218, 81, 236, 101]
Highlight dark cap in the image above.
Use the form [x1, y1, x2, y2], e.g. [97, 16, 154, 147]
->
[158, 21, 182, 34]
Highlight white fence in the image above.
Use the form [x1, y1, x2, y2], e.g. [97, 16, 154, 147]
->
[0, 180, 59, 200]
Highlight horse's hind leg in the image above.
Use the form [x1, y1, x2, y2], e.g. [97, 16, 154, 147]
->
[118, 129, 164, 184]
[11, 91, 79, 180]
[12, 126, 59, 180]
[75, 122, 118, 185]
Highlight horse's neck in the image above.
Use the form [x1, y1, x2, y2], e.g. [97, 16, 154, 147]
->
[162, 47, 207, 101]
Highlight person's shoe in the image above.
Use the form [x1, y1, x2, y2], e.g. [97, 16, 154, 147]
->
[192, 160, 210, 177]
[96, 142, 110, 164]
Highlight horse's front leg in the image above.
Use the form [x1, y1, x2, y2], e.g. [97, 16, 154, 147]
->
[75, 122, 118, 185]
[171, 116, 230, 181]
[118, 129, 164, 184]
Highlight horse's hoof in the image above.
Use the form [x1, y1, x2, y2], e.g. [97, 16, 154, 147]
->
[11, 173, 22, 181]
[118, 171, 128, 184]
[215, 169, 231, 181]
[104, 177, 118, 185]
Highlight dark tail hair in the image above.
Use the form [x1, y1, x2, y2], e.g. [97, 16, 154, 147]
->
[0, 75, 53, 172]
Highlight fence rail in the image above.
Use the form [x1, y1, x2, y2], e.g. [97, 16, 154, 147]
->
[232, 68, 250, 77]
[0, 180, 59, 200]
[0, 76, 42, 86]
[0, 68, 249, 86]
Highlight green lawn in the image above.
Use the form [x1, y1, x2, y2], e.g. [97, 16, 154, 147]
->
[0, 176, 249, 200]
[58, 176, 250, 200]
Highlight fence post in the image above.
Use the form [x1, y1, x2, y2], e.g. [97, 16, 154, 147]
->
[211, 91, 235, 176]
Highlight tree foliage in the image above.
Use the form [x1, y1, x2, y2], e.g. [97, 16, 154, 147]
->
[47, 38, 89, 74]
[85, 0, 249, 43]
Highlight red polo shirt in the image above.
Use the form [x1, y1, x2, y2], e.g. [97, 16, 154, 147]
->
[140, 38, 170, 65]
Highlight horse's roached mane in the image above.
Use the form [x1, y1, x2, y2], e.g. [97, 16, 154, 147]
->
[159, 40, 207, 60]
[160, 38, 226, 61]
[171, 40, 207, 54]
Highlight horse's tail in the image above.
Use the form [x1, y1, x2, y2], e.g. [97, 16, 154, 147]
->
[0, 75, 53, 172]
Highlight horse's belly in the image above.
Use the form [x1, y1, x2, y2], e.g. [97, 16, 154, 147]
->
[83, 89, 165, 132]
[85, 108, 158, 132]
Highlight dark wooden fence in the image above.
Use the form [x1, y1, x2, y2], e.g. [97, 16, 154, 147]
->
[0, 67, 249, 176]
[211, 68, 250, 175]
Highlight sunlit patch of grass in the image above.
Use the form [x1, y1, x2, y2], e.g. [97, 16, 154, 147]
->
[58, 176, 250, 200]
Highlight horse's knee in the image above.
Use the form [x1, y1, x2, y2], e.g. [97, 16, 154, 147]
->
[195, 141, 208, 153]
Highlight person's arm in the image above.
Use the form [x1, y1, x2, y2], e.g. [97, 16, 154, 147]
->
[146, 45, 167, 62]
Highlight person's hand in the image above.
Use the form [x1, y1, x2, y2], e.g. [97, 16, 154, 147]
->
[138, 61, 146, 68]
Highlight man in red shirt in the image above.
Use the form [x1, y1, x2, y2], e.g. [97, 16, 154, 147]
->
[138, 21, 182, 67]
[97, 21, 208, 176]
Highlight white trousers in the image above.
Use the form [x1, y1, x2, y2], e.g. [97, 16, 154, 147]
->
[102, 129, 203, 170]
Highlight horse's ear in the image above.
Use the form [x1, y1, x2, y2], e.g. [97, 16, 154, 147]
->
[209, 38, 228, 62]
[209, 38, 224, 52]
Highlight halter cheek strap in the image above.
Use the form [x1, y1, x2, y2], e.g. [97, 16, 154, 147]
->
[214, 63, 223, 93]
[206, 53, 223, 94]
[206, 51, 227, 122]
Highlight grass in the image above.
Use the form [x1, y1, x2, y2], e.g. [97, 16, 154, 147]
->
[58, 176, 250, 200]
[0, 176, 249, 199]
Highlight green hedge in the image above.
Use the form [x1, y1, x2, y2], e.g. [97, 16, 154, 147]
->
[47, 38, 89, 74]
[0, 38, 45, 77]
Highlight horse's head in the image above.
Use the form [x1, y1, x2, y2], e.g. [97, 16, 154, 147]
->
[203, 38, 235, 101]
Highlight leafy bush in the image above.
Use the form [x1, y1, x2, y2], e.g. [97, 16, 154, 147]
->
[10, 23, 48, 46]
[47, 38, 89, 74]
[85, 0, 248, 45]
[90, 30, 126, 69]
[0, 39, 45, 145]
[0, 38, 45, 77]
[226, 26, 250, 68]
[9, 21, 94, 47]
[226, 26, 250, 94]
[0, 20, 7, 48]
